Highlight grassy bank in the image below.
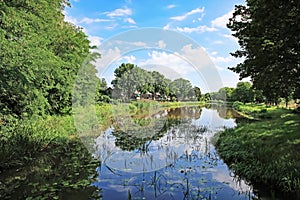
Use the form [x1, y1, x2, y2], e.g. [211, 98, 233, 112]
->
[215, 103, 300, 192]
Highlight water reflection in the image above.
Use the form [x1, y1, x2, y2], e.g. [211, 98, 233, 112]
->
[93, 106, 255, 199]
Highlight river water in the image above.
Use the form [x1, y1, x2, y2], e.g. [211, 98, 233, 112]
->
[91, 106, 256, 199]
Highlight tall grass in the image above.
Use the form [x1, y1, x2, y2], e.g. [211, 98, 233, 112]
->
[0, 115, 75, 169]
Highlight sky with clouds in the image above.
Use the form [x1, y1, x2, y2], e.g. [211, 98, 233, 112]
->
[64, 0, 246, 93]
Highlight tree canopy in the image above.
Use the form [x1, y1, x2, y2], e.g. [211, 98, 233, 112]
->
[228, 0, 300, 104]
[110, 63, 200, 102]
[0, 0, 92, 117]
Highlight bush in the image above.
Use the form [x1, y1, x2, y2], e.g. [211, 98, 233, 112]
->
[232, 101, 243, 111]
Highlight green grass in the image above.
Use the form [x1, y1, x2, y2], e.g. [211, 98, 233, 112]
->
[216, 103, 300, 192]
[0, 115, 76, 170]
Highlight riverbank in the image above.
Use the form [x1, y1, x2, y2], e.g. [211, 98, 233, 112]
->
[215, 103, 300, 194]
[1, 101, 205, 170]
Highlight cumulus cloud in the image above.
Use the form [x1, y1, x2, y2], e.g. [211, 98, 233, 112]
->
[122, 55, 136, 63]
[95, 47, 122, 72]
[138, 51, 193, 80]
[170, 7, 205, 21]
[63, 10, 79, 25]
[88, 35, 102, 47]
[211, 10, 233, 29]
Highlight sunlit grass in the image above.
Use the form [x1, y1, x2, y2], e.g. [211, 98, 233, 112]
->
[216, 104, 300, 192]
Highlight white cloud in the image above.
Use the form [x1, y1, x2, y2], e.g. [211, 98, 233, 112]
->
[122, 55, 136, 63]
[211, 51, 218, 56]
[175, 25, 217, 33]
[211, 10, 233, 29]
[157, 40, 167, 48]
[211, 55, 234, 64]
[63, 10, 78, 25]
[166, 4, 177, 9]
[95, 47, 122, 72]
[124, 17, 136, 24]
[138, 51, 193, 80]
[163, 23, 171, 30]
[106, 7, 132, 18]
[79, 17, 112, 24]
[137, 45, 214, 80]
[170, 7, 205, 21]
[88, 35, 102, 47]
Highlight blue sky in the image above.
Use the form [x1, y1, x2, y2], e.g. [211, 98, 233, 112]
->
[64, 0, 246, 93]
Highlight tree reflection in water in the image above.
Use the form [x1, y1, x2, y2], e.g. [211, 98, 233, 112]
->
[92, 107, 254, 200]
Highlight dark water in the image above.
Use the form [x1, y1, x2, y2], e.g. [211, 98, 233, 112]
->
[92, 106, 255, 200]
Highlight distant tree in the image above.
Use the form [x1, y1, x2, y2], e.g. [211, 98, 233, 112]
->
[150, 71, 171, 98]
[232, 82, 254, 104]
[170, 78, 193, 101]
[202, 93, 211, 102]
[213, 87, 235, 101]
[96, 78, 110, 103]
[111, 65, 153, 101]
[193, 87, 202, 101]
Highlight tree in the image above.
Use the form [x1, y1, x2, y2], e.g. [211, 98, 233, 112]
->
[170, 78, 193, 101]
[228, 0, 300, 104]
[0, 0, 91, 116]
[193, 86, 201, 101]
[95, 78, 110, 103]
[232, 82, 254, 104]
[111, 64, 153, 101]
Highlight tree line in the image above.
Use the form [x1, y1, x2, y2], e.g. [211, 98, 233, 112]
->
[96, 63, 202, 102]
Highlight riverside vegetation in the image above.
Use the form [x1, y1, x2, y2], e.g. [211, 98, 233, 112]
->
[215, 102, 300, 193]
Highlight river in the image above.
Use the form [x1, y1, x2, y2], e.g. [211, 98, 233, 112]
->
[91, 105, 255, 199]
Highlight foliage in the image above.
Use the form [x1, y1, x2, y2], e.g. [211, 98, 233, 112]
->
[231, 82, 254, 103]
[0, 0, 91, 117]
[228, 0, 300, 104]
[111, 63, 200, 102]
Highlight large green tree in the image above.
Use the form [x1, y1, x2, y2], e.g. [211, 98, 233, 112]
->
[0, 0, 91, 116]
[228, 0, 300, 104]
